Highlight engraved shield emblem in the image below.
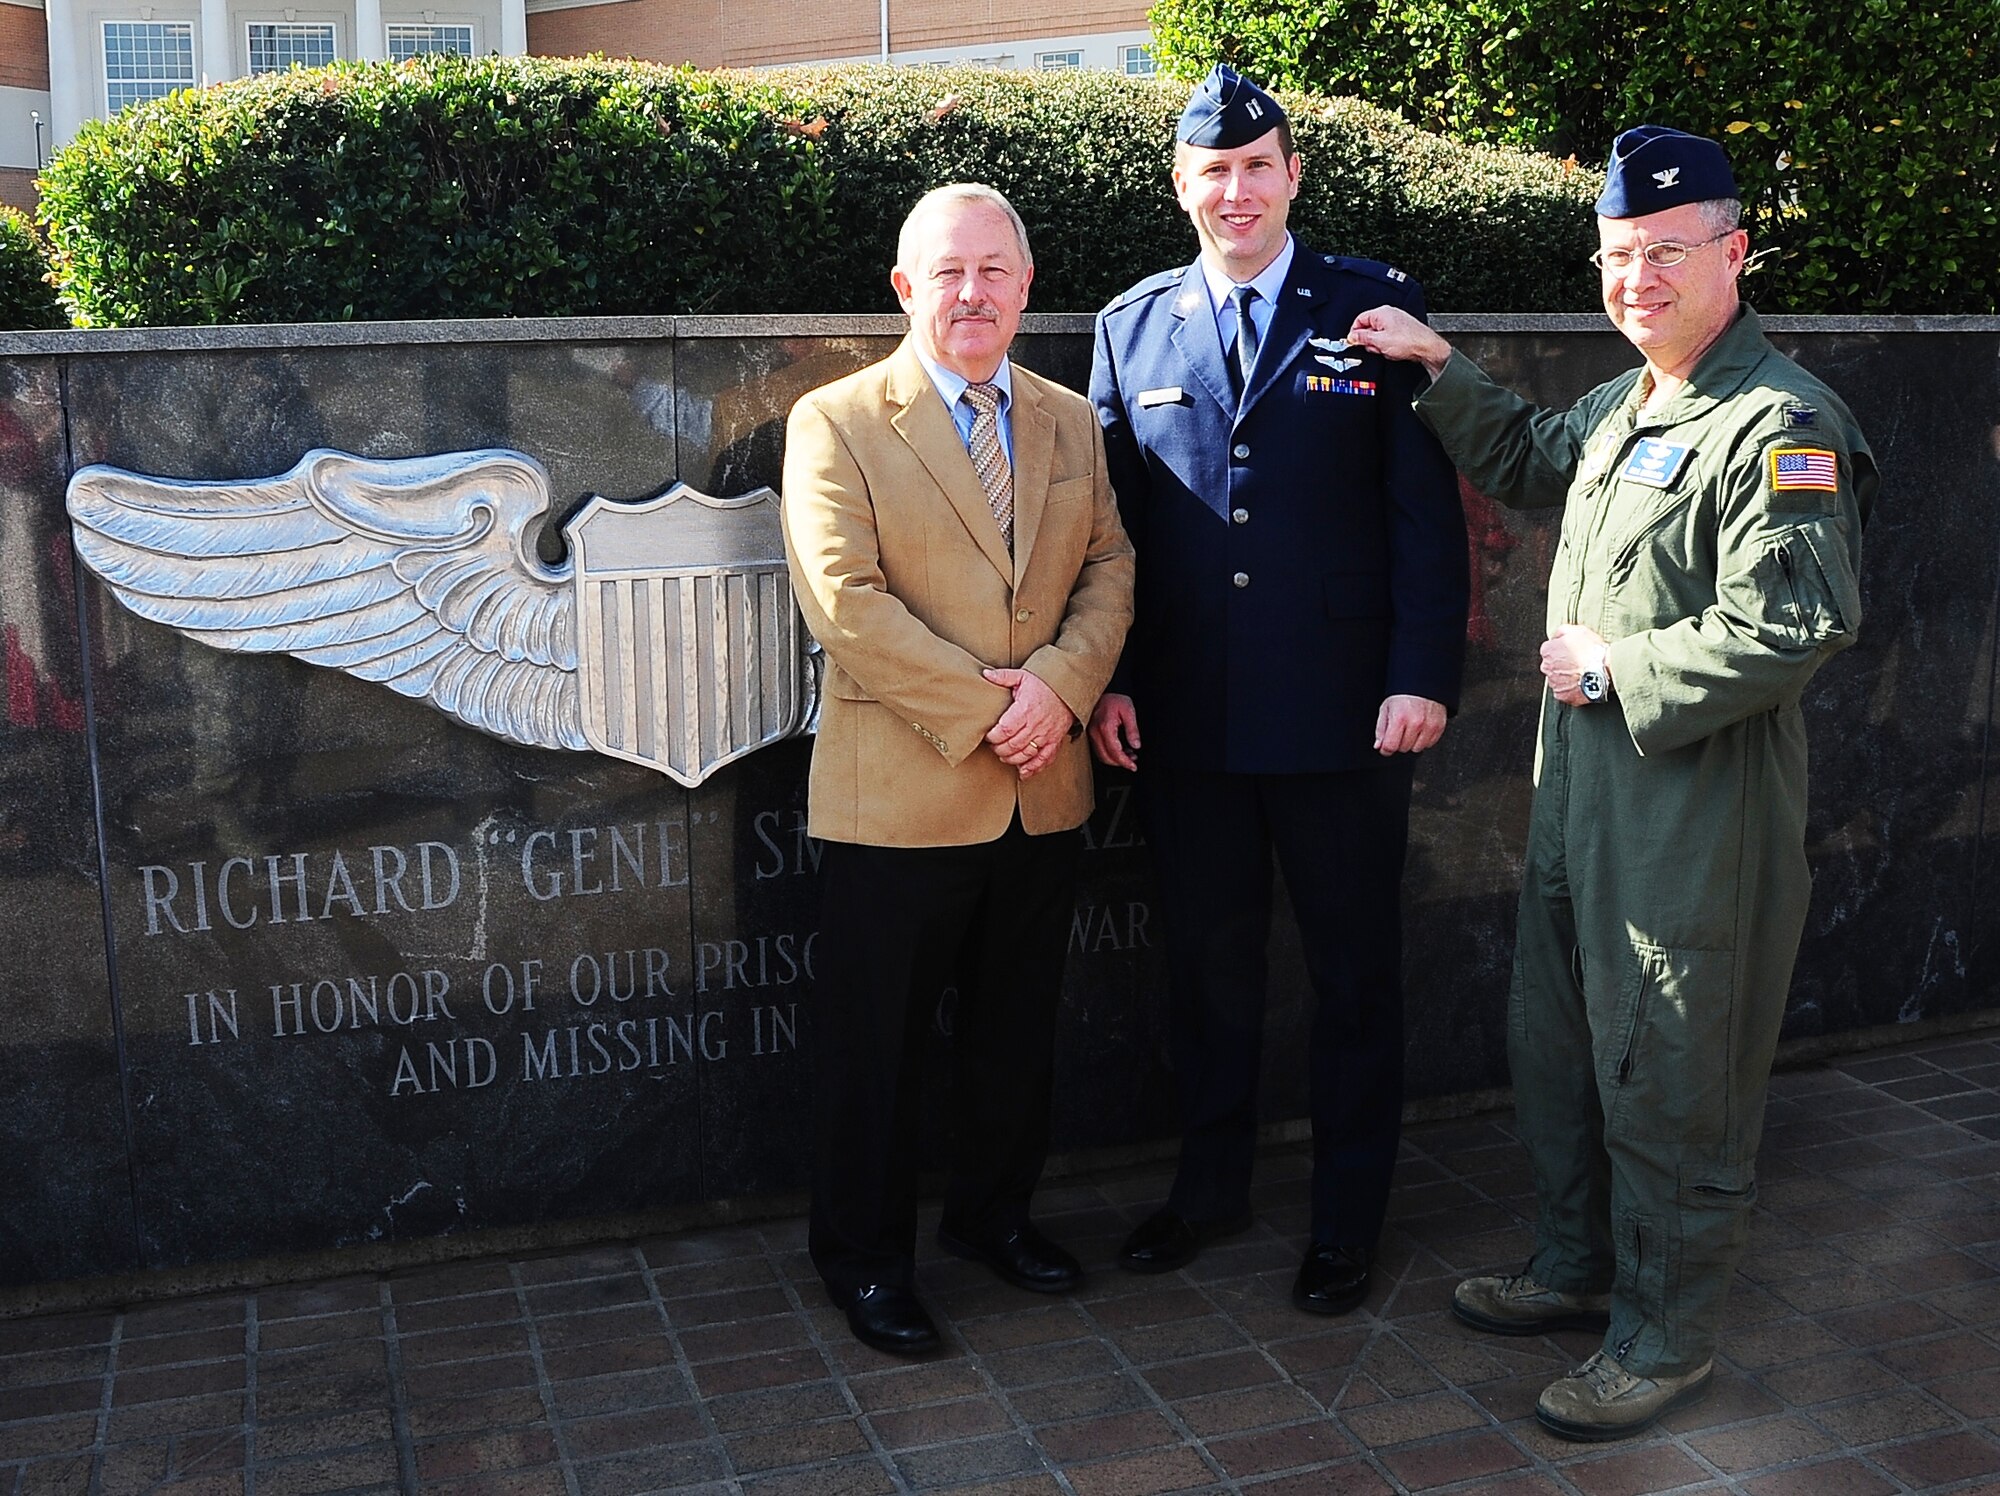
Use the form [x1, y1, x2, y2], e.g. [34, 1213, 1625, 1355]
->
[565, 484, 809, 787]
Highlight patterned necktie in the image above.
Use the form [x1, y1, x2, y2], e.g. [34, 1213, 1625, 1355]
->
[961, 382, 1014, 550]
[1230, 284, 1261, 397]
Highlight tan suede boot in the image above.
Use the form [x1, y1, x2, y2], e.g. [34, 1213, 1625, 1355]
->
[1451, 1271, 1611, 1336]
[1536, 1350, 1713, 1441]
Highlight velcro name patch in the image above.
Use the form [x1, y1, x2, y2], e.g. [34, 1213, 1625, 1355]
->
[1619, 438, 1693, 489]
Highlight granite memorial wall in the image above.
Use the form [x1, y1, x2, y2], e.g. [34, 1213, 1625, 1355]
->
[0, 313, 1991, 1288]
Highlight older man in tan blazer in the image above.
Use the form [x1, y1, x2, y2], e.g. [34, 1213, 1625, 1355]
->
[782, 183, 1134, 1355]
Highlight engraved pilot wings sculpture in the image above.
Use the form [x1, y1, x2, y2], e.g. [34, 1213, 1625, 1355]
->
[66, 448, 818, 787]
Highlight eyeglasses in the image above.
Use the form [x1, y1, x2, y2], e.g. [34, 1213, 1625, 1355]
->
[1589, 231, 1736, 272]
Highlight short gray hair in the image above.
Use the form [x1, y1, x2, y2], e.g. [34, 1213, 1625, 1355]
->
[895, 183, 1034, 273]
[1695, 198, 1743, 236]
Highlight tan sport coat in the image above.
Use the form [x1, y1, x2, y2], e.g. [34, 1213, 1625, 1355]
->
[781, 338, 1135, 847]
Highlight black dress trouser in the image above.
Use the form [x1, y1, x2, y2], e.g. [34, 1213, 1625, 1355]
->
[1142, 760, 1415, 1247]
[808, 815, 1082, 1302]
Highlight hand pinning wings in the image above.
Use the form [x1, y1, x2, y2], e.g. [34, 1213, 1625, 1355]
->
[66, 448, 587, 751]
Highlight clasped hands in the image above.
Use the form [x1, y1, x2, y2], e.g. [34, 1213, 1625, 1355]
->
[1542, 623, 1610, 706]
[984, 667, 1071, 780]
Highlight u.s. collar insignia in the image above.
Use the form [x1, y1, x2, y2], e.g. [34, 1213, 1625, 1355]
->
[1296, 286, 1312, 297]
[1619, 438, 1694, 489]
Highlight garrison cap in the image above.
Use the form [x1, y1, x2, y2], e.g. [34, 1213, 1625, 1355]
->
[1176, 64, 1288, 150]
[1595, 125, 1739, 217]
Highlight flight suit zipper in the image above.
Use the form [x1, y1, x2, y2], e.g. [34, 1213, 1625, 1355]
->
[1615, 1218, 1643, 1363]
[1775, 539, 1802, 637]
[1568, 414, 1650, 625]
[1616, 957, 1650, 1084]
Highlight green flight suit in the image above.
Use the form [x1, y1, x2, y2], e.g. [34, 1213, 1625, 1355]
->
[1416, 308, 1876, 1376]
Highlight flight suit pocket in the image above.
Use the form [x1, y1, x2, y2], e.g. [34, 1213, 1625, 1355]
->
[1769, 524, 1857, 647]
[1605, 942, 1734, 1145]
[1676, 1158, 1757, 1210]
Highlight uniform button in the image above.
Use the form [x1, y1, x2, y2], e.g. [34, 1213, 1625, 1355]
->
[1015, 608, 1031, 623]
[1231, 508, 1249, 524]
[1232, 443, 1250, 460]
[1232, 571, 1250, 588]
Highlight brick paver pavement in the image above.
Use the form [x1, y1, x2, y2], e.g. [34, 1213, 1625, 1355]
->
[3, 1032, 1998, 1494]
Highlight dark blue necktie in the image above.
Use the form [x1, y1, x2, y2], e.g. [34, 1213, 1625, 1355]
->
[1230, 284, 1260, 398]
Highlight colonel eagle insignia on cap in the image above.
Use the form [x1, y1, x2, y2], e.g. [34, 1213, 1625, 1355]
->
[1596, 126, 1737, 217]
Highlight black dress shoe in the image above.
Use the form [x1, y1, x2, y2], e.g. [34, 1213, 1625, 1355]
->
[844, 1284, 940, 1355]
[937, 1221, 1082, 1294]
[1292, 1243, 1373, 1315]
[1117, 1208, 1255, 1274]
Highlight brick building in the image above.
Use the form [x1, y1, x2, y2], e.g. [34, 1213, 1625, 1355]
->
[0, 0, 1154, 212]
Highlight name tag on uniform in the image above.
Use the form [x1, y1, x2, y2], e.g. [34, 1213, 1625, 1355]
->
[1136, 386, 1187, 408]
[1576, 432, 1619, 486]
[1619, 438, 1693, 489]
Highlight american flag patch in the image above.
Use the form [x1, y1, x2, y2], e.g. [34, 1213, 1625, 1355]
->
[1770, 448, 1838, 492]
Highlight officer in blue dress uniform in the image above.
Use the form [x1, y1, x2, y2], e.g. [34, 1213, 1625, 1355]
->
[1087, 65, 1468, 1313]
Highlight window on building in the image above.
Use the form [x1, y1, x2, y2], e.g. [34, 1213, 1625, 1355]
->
[103, 21, 195, 114]
[248, 22, 337, 74]
[1120, 45, 1156, 76]
[1034, 50, 1082, 71]
[386, 23, 474, 60]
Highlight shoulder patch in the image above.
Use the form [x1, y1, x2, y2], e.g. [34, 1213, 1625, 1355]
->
[1319, 254, 1413, 291]
[1769, 447, 1839, 493]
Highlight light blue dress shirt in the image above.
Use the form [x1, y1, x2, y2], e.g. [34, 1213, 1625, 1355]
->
[912, 348, 1017, 467]
[1201, 235, 1296, 374]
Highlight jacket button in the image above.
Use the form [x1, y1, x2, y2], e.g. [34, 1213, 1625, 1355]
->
[1232, 508, 1249, 524]
[1233, 571, 1250, 588]
[1015, 608, 1031, 622]
[1232, 443, 1250, 460]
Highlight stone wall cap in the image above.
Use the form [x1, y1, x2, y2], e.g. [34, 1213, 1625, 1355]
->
[2, 310, 1995, 356]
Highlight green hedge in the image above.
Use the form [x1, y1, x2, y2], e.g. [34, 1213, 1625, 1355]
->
[766, 65, 1600, 316]
[39, 56, 1601, 325]
[39, 56, 837, 326]
[1148, 0, 1999, 313]
[0, 206, 65, 330]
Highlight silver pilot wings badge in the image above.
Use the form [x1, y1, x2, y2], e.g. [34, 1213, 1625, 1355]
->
[66, 448, 820, 787]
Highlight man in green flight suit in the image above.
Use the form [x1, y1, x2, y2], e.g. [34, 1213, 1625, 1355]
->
[1348, 125, 1876, 1441]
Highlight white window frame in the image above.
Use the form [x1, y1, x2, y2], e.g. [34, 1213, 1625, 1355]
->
[1120, 45, 1156, 76]
[102, 19, 196, 115]
[244, 20, 340, 74]
[385, 22, 476, 60]
[1034, 49, 1082, 71]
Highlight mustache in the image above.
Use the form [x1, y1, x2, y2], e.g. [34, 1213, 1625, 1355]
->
[948, 305, 999, 322]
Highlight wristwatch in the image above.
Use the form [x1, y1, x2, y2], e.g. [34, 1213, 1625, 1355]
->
[1578, 646, 1610, 703]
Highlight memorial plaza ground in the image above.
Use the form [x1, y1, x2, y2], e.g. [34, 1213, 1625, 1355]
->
[3, 1029, 1999, 1495]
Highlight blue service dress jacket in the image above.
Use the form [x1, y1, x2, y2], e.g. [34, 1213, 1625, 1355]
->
[1090, 246, 1469, 774]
